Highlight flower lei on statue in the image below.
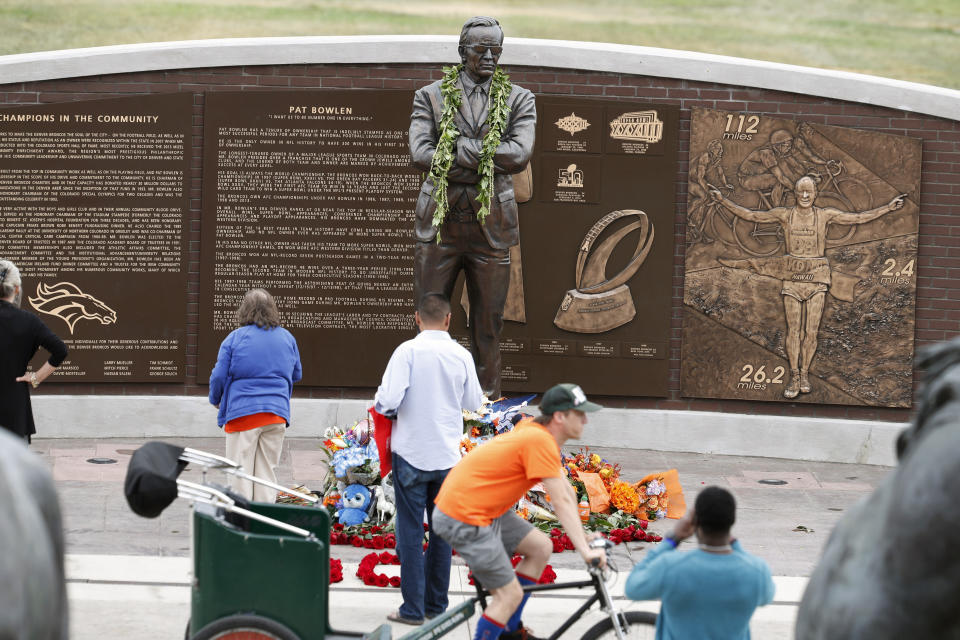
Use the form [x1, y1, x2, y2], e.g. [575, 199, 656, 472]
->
[429, 64, 513, 236]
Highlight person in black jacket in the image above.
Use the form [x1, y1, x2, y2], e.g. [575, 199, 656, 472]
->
[0, 260, 67, 442]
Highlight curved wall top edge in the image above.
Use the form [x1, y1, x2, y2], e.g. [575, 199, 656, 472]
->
[1, 35, 958, 121]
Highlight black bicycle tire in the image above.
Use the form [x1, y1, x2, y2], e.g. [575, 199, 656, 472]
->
[580, 611, 657, 640]
[189, 614, 301, 640]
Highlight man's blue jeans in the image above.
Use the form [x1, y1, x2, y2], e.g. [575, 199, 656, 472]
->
[392, 452, 453, 621]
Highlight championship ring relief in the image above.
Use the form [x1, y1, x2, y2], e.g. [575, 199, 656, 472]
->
[554, 210, 654, 333]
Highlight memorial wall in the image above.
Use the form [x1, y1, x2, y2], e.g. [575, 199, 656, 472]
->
[198, 90, 676, 395]
[0, 53, 958, 424]
[0, 93, 190, 382]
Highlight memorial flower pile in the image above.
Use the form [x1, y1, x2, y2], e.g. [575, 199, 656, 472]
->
[555, 447, 684, 525]
[510, 447, 685, 548]
[315, 399, 683, 567]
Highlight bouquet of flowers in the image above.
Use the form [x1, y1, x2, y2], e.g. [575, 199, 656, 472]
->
[320, 421, 381, 487]
[463, 394, 536, 439]
[563, 448, 622, 492]
[633, 471, 685, 521]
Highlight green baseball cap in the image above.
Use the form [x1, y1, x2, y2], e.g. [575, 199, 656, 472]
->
[540, 383, 603, 414]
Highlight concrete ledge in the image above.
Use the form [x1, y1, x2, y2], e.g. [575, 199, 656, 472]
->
[0, 36, 957, 121]
[32, 395, 904, 466]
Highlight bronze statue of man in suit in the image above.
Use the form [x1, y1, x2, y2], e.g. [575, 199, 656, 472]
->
[409, 16, 537, 397]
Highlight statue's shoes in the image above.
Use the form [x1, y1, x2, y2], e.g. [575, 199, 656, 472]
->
[784, 373, 801, 399]
[799, 371, 811, 394]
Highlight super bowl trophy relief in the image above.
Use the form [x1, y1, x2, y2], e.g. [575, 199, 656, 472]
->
[553, 210, 654, 334]
[409, 16, 536, 397]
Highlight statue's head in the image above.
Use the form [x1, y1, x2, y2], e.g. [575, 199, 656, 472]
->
[794, 176, 817, 207]
[458, 16, 504, 82]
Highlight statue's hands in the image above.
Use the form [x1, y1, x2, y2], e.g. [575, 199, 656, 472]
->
[889, 194, 907, 210]
[708, 186, 723, 202]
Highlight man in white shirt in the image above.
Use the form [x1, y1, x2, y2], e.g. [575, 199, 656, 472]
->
[374, 293, 484, 626]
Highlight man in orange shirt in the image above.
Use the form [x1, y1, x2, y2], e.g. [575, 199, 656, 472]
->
[433, 383, 606, 640]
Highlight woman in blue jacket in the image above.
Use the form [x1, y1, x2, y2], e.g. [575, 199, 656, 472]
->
[209, 288, 302, 502]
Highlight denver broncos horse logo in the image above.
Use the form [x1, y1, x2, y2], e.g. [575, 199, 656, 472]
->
[29, 282, 117, 334]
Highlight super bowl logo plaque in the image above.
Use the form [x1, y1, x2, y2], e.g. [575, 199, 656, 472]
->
[556, 112, 591, 136]
[607, 110, 664, 155]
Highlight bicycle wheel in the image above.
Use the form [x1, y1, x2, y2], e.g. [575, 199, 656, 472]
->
[732, 217, 783, 257]
[706, 203, 742, 248]
[189, 614, 300, 640]
[819, 177, 872, 245]
[581, 611, 657, 640]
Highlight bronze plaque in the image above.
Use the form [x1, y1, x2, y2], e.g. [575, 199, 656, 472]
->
[202, 93, 675, 396]
[541, 103, 604, 153]
[0, 94, 191, 381]
[680, 108, 921, 407]
[539, 154, 602, 204]
[605, 107, 670, 156]
[454, 98, 679, 396]
[200, 91, 421, 386]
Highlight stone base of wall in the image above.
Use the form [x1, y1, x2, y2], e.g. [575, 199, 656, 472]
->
[31, 395, 903, 466]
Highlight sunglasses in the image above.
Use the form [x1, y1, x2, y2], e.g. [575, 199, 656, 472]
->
[467, 45, 503, 56]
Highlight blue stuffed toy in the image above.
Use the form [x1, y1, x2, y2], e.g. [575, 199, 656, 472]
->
[335, 484, 372, 526]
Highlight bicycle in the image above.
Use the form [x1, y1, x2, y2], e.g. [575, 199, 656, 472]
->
[385, 538, 657, 640]
[726, 160, 874, 257]
[127, 442, 655, 640]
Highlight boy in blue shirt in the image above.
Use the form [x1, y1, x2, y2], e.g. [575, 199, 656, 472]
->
[625, 486, 775, 639]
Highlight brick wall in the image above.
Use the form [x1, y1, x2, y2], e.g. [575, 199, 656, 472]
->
[3, 62, 958, 423]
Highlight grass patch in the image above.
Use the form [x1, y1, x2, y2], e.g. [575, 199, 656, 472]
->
[1, 0, 957, 88]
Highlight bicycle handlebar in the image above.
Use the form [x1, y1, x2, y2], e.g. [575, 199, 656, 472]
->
[588, 537, 614, 567]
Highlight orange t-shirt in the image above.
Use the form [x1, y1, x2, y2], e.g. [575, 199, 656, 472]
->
[224, 412, 285, 434]
[435, 419, 562, 526]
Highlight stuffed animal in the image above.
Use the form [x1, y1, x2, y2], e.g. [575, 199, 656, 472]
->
[335, 484, 372, 526]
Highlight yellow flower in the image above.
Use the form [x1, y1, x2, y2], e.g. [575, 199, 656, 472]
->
[589, 454, 602, 467]
[599, 467, 613, 479]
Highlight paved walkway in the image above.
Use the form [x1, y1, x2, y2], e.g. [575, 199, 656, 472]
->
[34, 436, 893, 639]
